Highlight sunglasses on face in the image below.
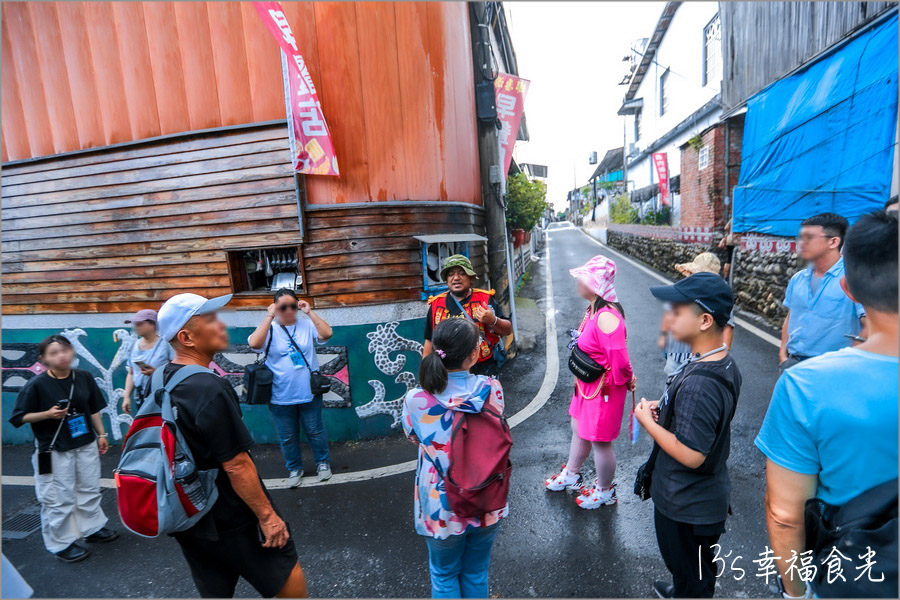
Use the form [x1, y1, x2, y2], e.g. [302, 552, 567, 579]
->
[278, 303, 299, 312]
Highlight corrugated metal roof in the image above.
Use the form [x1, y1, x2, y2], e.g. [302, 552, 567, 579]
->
[624, 2, 681, 101]
[590, 148, 624, 180]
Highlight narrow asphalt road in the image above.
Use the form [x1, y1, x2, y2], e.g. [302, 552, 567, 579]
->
[2, 224, 781, 598]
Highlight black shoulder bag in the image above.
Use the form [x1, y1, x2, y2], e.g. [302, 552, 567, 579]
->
[634, 368, 737, 500]
[281, 323, 332, 396]
[243, 326, 274, 405]
[567, 309, 607, 383]
[804, 478, 898, 598]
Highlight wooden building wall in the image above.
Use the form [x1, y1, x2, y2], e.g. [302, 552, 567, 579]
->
[720, 2, 896, 110]
[1, 1, 481, 205]
[1, 122, 486, 314]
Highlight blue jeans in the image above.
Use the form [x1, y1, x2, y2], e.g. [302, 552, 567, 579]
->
[268, 395, 330, 472]
[423, 523, 501, 598]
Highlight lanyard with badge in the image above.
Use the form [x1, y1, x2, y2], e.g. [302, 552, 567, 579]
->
[37, 374, 81, 474]
[54, 374, 90, 439]
[281, 324, 307, 369]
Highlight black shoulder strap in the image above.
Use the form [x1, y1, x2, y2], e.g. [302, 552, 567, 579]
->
[280, 323, 310, 366]
[264, 324, 274, 358]
[449, 293, 477, 323]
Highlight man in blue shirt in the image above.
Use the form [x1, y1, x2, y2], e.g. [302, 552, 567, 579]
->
[779, 213, 867, 369]
[756, 211, 898, 598]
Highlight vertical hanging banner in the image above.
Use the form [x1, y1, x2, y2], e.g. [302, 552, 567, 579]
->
[495, 73, 530, 177]
[652, 152, 670, 205]
[253, 2, 339, 176]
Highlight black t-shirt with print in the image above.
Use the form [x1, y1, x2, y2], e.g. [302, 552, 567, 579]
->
[651, 354, 742, 525]
[424, 292, 507, 340]
[9, 370, 106, 453]
[163, 363, 259, 539]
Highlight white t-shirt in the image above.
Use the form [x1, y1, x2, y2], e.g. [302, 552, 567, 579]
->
[130, 337, 176, 393]
[250, 318, 320, 405]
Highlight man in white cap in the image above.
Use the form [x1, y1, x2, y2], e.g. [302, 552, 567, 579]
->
[157, 293, 308, 598]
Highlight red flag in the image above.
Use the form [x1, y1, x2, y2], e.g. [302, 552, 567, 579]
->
[494, 74, 530, 177]
[253, 2, 339, 176]
[652, 152, 670, 205]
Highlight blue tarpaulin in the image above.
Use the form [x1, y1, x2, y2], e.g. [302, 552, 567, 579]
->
[733, 13, 898, 236]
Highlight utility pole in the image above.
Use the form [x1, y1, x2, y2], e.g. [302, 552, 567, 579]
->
[468, 2, 511, 321]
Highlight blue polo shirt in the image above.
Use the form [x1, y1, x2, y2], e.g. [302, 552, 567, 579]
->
[784, 258, 865, 357]
[755, 347, 898, 505]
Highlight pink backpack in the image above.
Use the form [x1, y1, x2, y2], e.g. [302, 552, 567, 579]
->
[445, 393, 513, 518]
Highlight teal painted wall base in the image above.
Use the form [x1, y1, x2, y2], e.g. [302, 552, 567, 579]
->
[2, 318, 425, 446]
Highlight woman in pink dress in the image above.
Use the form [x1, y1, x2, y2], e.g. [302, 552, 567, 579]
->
[545, 255, 635, 509]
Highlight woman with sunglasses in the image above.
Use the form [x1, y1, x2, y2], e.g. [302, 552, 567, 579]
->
[248, 289, 334, 488]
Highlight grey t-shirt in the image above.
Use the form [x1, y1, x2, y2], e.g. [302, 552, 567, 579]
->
[651, 354, 742, 525]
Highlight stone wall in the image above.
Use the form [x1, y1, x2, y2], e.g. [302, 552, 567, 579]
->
[607, 230, 719, 279]
[732, 248, 803, 327]
[607, 229, 802, 328]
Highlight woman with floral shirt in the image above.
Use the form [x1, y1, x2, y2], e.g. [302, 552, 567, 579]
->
[402, 319, 507, 598]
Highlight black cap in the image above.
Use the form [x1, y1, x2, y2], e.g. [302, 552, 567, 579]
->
[650, 272, 734, 326]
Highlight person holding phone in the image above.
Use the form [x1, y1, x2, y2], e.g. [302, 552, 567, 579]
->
[123, 309, 175, 414]
[8, 335, 118, 563]
[248, 288, 334, 488]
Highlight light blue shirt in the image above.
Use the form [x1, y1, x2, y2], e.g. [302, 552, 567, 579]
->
[755, 347, 898, 505]
[784, 257, 865, 357]
[130, 338, 176, 391]
[250, 318, 319, 405]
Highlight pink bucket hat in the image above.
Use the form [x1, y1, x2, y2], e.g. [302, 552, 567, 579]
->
[570, 255, 618, 302]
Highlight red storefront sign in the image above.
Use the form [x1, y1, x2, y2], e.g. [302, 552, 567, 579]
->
[652, 152, 670, 205]
[253, 2, 339, 176]
[495, 74, 530, 177]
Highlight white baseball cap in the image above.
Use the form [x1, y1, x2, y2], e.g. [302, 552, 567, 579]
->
[157, 293, 233, 342]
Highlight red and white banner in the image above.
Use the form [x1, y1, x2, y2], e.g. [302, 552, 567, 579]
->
[253, 2, 339, 176]
[652, 152, 669, 205]
[495, 74, 530, 177]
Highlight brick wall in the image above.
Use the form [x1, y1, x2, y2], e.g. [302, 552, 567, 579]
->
[680, 125, 728, 229]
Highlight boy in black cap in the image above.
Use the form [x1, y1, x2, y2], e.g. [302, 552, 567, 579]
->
[634, 272, 742, 598]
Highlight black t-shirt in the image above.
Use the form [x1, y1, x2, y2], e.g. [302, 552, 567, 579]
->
[651, 354, 742, 525]
[9, 370, 106, 453]
[163, 363, 258, 539]
[423, 291, 507, 340]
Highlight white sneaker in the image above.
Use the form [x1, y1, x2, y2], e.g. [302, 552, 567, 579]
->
[545, 465, 584, 491]
[317, 463, 332, 482]
[288, 470, 304, 488]
[576, 482, 617, 509]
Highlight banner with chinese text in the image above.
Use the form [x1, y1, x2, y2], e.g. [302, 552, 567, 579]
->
[253, 2, 339, 176]
[652, 152, 670, 205]
[495, 74, 530, 177]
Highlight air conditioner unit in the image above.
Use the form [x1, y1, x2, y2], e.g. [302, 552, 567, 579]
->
[413, 234, 488, 298]
[628, 143, 640, 157]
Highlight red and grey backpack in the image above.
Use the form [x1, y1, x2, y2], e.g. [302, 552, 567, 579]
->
[443, 385, 513, 518]
[115, 365, 219, 537]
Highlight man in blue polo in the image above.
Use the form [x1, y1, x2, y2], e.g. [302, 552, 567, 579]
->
[778, 213, 867, 370]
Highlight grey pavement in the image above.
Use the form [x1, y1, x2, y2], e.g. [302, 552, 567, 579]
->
[2, 224, 781, 598]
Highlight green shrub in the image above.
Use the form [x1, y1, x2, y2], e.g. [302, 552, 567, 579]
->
[506, 173, 550, 230]
[610, 195, 639, 224]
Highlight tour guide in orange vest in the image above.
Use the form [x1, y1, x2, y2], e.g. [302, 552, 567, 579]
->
[424, 255, 513, 376]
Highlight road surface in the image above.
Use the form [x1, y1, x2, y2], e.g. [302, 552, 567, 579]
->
[2, 223, 782, 598]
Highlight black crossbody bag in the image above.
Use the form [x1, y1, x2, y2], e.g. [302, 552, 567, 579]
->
[243, 327, 274, 405]
[280, 324, 332, 396]
[634, 368, 737, 500]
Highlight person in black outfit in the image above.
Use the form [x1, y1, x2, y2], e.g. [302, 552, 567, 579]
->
[155, 292, 308, 598]
[9, 335, 118, 562]
[635, 273, 742, 598]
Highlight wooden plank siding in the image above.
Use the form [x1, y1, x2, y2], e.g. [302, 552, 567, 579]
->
[720, 2, 896, 110]
[1, 1, 481, 207]
[2, 122, 487, 314]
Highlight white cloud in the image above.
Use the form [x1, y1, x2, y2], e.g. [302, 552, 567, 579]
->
[505, 1, 666, 210]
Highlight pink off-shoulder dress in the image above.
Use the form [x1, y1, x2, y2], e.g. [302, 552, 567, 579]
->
[569, 305, 634, 442]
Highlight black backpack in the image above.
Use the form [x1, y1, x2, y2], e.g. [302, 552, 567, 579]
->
[805, 478, 898, 598]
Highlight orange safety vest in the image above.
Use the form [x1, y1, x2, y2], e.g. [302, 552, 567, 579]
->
[428, 288, 500, 362]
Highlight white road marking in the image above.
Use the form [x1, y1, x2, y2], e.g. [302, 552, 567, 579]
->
[576, 228, 781, 348]
[3, 234, 561, 490]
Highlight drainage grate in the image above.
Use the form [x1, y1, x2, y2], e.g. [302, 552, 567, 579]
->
[2, 504, 42, 540]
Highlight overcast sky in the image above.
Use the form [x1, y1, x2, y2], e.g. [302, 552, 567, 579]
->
[505, 1, 666, 211]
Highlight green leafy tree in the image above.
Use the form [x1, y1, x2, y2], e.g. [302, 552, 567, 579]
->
[610, 194, 638, 224]
[506, 173, 549, 230]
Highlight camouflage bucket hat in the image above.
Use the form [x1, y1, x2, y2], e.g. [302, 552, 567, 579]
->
[440, 254, 477, 281]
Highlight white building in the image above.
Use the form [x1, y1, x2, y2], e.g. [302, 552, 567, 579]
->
[618, 2, 723, 223]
